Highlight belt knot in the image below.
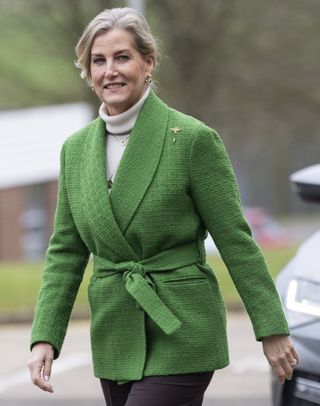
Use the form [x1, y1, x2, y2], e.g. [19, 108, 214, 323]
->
[122, 262, 145, 284]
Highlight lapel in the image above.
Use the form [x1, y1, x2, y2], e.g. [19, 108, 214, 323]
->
[81, 118, 137, 260]
[110, 91, 169, 233]
[80, 91, 169, 260]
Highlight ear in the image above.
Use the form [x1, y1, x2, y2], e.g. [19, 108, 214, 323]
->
[145, 54, 155, 75]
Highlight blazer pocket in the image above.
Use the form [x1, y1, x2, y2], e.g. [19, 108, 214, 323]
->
[158, 263, 208, 286]
[161, 276, 208, 285]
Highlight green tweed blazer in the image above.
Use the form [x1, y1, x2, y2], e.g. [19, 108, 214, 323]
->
[31, 90, 290, 384]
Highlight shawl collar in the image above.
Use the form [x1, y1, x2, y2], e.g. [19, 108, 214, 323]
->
[110, 91, 169, 232]
[80, 91, 169, 260]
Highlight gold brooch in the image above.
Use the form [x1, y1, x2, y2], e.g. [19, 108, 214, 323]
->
[171, 127, 182, 143]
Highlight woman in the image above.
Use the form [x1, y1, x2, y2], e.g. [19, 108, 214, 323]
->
[28, 7, 299, 406]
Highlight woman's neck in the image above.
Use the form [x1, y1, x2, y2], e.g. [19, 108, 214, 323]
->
[99, 87, 151, 135]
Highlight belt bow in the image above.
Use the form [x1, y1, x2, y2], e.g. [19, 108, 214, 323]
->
[94, 241, 202, 336]
[115, 260, 181, 335]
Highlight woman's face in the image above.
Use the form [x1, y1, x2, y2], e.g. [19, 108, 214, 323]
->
[90, 29, 154, 116]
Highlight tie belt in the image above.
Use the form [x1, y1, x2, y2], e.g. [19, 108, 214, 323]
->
[93, 241, 202, 335]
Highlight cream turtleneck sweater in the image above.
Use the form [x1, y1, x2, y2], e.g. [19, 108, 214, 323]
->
[99, 87, 150, 193]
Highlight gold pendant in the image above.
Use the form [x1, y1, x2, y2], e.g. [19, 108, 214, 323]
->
[107, 178, 113, 189]
[171, 127, 182, 143]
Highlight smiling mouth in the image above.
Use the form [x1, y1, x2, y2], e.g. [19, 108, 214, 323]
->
[104, 83, 126, 89]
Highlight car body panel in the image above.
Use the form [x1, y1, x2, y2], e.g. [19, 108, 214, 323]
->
[272, 164, 320, 406]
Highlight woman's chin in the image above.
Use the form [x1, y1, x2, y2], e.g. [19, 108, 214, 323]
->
[104, 99, 129, 116]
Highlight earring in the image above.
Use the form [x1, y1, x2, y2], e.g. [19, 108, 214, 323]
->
[145, 74, 153, 84]
[91, 87, 95, 92]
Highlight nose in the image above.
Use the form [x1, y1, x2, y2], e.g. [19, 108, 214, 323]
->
[104, 61, 118, 79]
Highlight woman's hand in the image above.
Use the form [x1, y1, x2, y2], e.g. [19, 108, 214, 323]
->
[28, 342, 54, 393]
[262, 335, 299, 384]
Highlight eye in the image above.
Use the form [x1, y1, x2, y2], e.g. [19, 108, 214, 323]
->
[116, 55, 129, 62]
[92, 57, 105, 65]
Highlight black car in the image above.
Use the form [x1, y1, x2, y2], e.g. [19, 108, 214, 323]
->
[272, 164, 320, 406]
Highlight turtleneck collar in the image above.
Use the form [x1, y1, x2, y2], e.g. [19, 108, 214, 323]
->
[99, 86, 151, 135]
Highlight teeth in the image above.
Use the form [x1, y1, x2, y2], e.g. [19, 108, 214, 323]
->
[106, 84, 123, 89]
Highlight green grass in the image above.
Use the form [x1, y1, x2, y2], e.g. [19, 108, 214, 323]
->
[0, 245, 298, 316]
[0, 261, 93, 314]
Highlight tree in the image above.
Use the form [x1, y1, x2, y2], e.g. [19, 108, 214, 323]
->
[147, 0, 320, 212]
[0, 0, 118, 109]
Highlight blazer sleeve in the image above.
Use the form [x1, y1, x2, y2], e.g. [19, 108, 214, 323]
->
[30, 140, 90, 358]
[189, 125, 290, 341]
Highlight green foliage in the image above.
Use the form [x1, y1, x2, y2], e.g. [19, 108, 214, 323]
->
[0, 0, 123, 108]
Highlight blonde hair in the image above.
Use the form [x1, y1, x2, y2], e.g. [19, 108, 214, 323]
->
[75, 7, 159, 87]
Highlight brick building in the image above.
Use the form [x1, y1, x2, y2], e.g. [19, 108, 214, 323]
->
[0, 103, 92, 261]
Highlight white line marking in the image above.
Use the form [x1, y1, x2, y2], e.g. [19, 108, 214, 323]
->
[0, 352, 92, 393]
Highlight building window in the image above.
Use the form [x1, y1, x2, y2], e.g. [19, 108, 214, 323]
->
[20, 184, 47, 260]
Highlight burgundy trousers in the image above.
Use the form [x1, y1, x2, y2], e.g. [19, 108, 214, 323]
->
[100, 371, 214, 406]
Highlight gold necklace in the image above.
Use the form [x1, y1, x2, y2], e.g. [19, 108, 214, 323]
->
[107, 134, 130, 189]
[107, 160, 121, 190]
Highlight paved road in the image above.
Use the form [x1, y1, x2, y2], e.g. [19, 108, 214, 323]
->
[0, 313, 272, 405]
